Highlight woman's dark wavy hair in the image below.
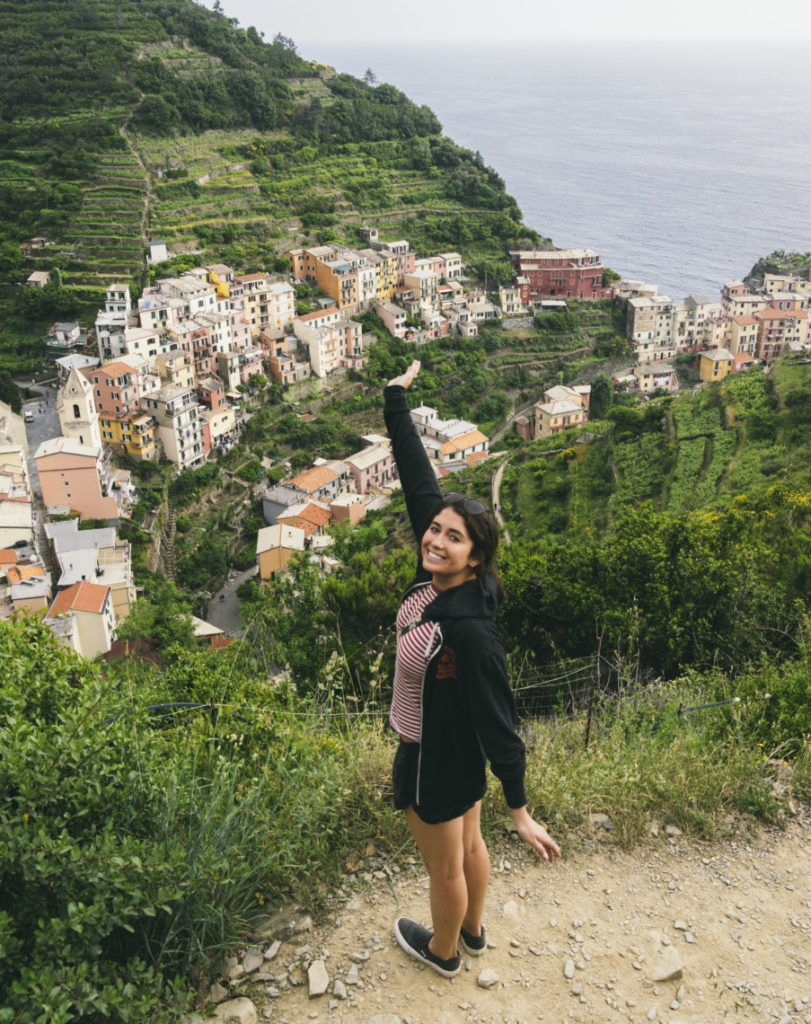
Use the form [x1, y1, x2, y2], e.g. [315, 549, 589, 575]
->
[428, 494, 506, 605]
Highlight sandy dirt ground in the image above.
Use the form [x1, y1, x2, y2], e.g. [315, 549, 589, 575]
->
[206, 812, 810, 1024]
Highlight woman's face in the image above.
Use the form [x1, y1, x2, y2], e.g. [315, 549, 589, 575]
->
[421, 506, 479, 590]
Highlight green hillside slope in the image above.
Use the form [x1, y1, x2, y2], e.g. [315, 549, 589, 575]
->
[0, 0, 542, 370]
[499, 361, 811, 537]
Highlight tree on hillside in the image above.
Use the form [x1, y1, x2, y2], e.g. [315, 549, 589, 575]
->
[0, 371, 22, 413]
[589, 374, 613, 420]
[114, 579, 195, 657]
[363, 68, 378, 86]
[272, 32, 297, 52]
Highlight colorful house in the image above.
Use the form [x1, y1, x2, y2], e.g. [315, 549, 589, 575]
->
[509, 249, 609, 302]
[699, 348, 734, 382]
[45, 580, 115, 659]
[34, 438, 118, 521]
[344, 444, 397, 494]
[256, 523, 306, 581]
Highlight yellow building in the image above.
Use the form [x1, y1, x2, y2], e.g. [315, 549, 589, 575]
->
[256, 523, 306, 581]
[99, 413, 159, 461]
[699, 348, 733, 382]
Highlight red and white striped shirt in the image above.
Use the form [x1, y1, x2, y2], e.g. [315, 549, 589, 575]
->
[389, 583, 441, 742]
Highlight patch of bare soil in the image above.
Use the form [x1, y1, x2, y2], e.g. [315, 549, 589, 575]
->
[203, 813, 810, 1024]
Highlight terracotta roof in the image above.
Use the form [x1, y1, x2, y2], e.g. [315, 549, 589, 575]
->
[210, 635, 234, 650]
[295, 502, 332, 527]
[276, 514, 316, 536]
[465, 450, 490, 467]
[297, 307, 340, 322]
[284, 465, 337, 493]
[0, 549, 19, 565]
[48, 580, 109, 617]
[7, 565, 45, 584]
[104, 636, 162, 666]
[730, 315, 759, 325]
[439, 429, 489, 454]
[756, 307, 807, 320]
[99, 360, 136, 379]
[278, 502, 332, 535]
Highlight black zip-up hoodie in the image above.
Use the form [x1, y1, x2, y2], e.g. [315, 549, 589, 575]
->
[384, 385, 527, 818]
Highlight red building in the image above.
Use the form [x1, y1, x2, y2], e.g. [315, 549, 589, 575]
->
[509, 249, 610, 302]
[197, 376, 226, 410]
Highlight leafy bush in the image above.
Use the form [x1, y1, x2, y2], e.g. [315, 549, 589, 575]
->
[0, 614, 411, 1021]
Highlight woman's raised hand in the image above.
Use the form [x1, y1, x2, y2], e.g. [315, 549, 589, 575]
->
[388, 360, 421, 390]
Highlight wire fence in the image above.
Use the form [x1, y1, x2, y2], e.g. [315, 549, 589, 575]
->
[105, 652, 737, 751]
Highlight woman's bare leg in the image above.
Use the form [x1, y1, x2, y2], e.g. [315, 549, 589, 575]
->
[461, 801, 489, 937]
[404, 807, 466, 961]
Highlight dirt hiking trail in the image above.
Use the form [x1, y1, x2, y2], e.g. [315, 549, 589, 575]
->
[203, 813, 810, 1024]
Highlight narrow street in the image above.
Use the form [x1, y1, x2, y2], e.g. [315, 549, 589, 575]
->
[205, 565, 258, 637]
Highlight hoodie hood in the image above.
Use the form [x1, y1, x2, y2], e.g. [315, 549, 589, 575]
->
[408, 571, 499, 623]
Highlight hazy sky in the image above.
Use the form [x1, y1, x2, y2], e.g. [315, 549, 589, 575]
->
[206, 0, 811, 51]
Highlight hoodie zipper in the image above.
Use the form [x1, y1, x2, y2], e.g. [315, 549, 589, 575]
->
[415, 621, 443, 808]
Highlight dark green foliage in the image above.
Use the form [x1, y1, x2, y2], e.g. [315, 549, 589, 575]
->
[534, 310, 581, 334]
[0, 616, 193, 1021]
[0, 369, 21, 412]
[114, 578, 195, 656]
[499, 497, 811, 680]
[240, 543, 415, 699]
[588, 373, 613, 420]
[167, 461, 220, 504]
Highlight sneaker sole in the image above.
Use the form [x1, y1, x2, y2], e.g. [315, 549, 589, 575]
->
[459, 926, 486, 957]
[459, 935, 486, 956]
[394, 919, 461, 978]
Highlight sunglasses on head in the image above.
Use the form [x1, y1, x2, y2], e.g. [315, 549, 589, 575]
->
[443, 491, 489, 515]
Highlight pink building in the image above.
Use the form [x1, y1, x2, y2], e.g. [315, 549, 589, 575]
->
[200, 418, 212, 457]
[754, 308, 809, 361]
[35, 438, 119, 521]
[239, 346, 265, 385]
[172, 319, 216, 378]
[84, 360, 141, 419]
[375, 301, 408, 338]
[344, 444, 396, 495]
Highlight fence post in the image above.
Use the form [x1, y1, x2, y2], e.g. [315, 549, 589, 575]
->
[583, 631, 603, 750]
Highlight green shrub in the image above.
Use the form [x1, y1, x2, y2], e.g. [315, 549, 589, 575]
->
[0, 617, 283, 1022]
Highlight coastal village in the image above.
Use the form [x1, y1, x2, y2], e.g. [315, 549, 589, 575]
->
[3, 228, 811, 660]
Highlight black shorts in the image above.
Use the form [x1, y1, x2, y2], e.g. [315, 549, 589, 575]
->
[392, 738, 476, 825]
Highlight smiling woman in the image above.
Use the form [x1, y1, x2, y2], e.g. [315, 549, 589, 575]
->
[381, 359, 559, 979]
[420, 506, 479, 590]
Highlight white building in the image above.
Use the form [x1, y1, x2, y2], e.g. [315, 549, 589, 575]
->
[142, 386, 205, 469]
[57, 367, 102, 450]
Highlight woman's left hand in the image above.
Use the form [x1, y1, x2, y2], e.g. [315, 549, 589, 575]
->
[511, 807, 561, 862]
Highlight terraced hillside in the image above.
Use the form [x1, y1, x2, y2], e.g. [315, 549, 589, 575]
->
[0, 0, 542, 367]
[499, 360, 811, 541]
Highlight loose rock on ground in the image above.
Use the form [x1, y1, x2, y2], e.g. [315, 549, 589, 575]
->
[188, 814, 810, 1024]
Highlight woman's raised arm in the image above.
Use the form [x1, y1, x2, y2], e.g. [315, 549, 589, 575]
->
[383, 360, 442, 546]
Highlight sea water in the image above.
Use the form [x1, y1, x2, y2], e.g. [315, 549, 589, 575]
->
[311, 41, 811, 301]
